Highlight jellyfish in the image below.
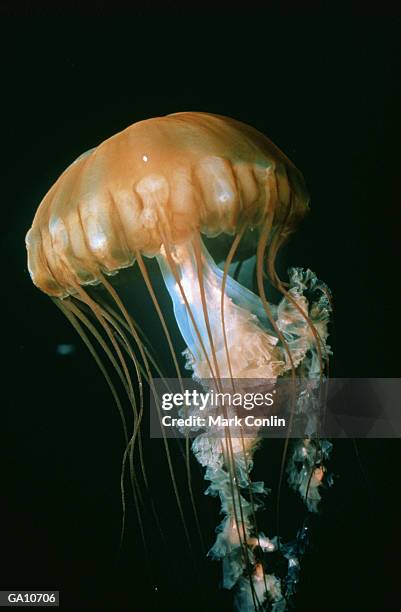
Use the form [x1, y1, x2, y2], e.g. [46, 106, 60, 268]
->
[25, 112, 333, 611]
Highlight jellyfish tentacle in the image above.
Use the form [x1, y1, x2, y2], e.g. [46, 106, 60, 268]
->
[220, 224, 247, 385]
[72, 285, 139, 423]
[96, 308, 149, 496]
[65, 299, 134, 408]
[97, 298, 171, 387]
[60, 297, 148, 539]
[99, 307, 172, 514]
[54, 297, 128, 445]
[63, 296, 148, 498]
[97, 300, 177, 552]
[90, 274, 150, 488]
[219, 224, 270, 590]
[68, 298, 149, 517]
[119, 438, 146, 544]
[136, 251, 183, 381]
[97, 268, 206, 556]
[255, 170, 301, 546]
[219, 219, 277, 587]
[265, 189, 327, 376]
[192, 233, 221, 381]
[53, 298, 147, 555]
[98, 273, 196, 558]
[97, 290, 196, 547]
[136, 250, 206, 553]
[256, 170, 294, 371]
[66, 283, 153, 551]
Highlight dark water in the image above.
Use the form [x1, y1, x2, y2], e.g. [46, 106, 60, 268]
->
[3, 16, 400, 612]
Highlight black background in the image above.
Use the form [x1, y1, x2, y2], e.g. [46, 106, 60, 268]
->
[3, 15, 400, 612]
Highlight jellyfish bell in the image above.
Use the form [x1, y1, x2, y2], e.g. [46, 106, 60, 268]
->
[25, 112, 332, 612]
[25, 112, 310, 383]
[25, 111, 308, 297]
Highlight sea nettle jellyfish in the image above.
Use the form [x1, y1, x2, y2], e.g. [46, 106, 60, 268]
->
[26, 112, 333, 611]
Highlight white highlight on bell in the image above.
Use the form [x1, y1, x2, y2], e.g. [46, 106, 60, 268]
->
[86, 221, 108, 252]
[215, 177, 235, 204]
[136, 174, 169, 199]
[49, 217, 69, 252]
[135, 174, 169, 230]
[197, 156, 236, 217]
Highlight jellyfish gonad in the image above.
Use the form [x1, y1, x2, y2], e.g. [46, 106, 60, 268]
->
[26, 112, 333, 611]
